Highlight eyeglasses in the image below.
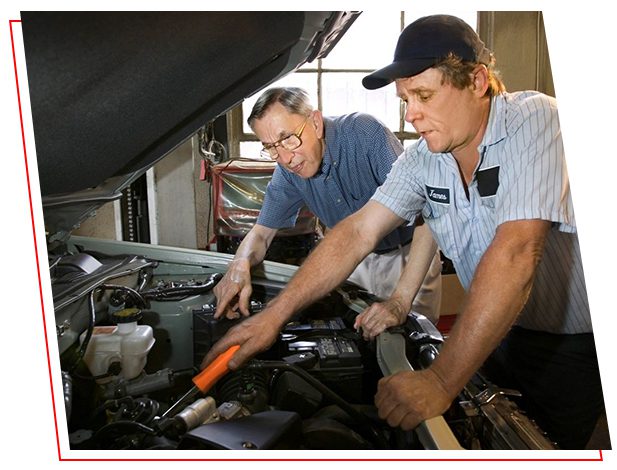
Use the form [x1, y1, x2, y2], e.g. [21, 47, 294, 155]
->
[260, 116, 310, 160]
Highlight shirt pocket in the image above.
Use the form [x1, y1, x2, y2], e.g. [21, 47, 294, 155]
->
[422, 202, 460, 261]
[479, 194, 496, 210]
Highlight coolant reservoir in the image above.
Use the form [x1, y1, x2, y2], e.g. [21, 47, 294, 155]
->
[79, 308, 155, 383]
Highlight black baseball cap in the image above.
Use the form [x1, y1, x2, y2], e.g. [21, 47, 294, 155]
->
[362, 14, 492, 90]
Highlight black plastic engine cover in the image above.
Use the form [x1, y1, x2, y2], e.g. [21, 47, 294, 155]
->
[177, 410, 302, 450]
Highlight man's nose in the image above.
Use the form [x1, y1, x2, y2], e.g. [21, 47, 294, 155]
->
[404, 101, 422, 125]
[276, 146, 295, 165]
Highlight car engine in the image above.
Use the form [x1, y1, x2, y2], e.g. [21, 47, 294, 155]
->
[52, 237, 557, 451]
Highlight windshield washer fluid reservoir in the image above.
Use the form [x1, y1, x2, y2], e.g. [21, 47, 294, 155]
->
[79, 308, 155, 383]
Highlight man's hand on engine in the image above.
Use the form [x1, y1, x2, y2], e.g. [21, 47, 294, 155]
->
[375, 368, 453, 430]
[353, 297, 407, 340]
[213, 258, 253, 319]
[200, 308, 284, 371]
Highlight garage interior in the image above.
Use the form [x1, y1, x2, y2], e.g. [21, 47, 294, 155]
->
[70, 11, 554, 330]
[28, 11, 610, 451]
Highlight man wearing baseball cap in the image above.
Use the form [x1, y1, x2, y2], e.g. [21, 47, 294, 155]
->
[203, 14, 606, 449]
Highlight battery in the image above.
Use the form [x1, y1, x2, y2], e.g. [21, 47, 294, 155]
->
[282, 319, 366, 403]
[285, 336, 361, 369]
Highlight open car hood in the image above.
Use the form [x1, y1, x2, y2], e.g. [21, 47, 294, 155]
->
[20, 11, 359, 239]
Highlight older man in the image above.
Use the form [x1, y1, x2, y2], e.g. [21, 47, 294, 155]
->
[213, 87, 442, 332]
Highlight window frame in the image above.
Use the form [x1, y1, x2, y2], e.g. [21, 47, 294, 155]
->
[228, 11, 484, 158]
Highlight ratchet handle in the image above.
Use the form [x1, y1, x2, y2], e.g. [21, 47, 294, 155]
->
[192, 345, 240, 393]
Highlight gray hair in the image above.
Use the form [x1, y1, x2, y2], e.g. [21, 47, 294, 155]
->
[247, 87, 314, 128]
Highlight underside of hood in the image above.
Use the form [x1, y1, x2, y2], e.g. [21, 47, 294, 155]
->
[20, 11, 359, 238]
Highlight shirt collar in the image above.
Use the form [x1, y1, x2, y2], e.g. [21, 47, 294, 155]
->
[480, 93, 508, 149]
[316, 117, 335, 177]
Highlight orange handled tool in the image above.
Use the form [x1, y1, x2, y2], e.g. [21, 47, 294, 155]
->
[192, 344, 240, 393]
[161, 345, 240, 419]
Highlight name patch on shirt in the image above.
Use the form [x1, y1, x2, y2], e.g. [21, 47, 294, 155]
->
[426, 185, 450, 205]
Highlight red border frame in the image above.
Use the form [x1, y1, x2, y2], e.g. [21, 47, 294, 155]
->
[9, 18, 604, 463]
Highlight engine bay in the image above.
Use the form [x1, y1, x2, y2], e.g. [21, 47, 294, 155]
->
[52, 238, 557, 451]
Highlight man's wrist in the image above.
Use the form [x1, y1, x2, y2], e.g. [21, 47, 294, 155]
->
[227, 258, 251, 284]
[265, 293, 297, 329]
[427, 356, 467, 405]
[229, 257, 250, 271]
[389, 293, 412, 322]
[230, 257, 251, 269]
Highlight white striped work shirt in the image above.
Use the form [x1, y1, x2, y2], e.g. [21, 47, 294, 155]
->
[373, 91, 592, 334]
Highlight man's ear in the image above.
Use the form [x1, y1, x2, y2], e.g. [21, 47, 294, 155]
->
[472, 64, 489, 96]
[312, 109, 324, 139]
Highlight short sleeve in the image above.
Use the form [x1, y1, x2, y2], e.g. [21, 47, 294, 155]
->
[371, 144, 426, 222]
[494, 94, 576, 233]
[351, 114, 404, 184]
[257, 167, 305, 229]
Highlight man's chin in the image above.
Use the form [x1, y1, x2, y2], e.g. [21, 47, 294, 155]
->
[426, 140, 449, 155]
[305, 167, 321, 179]
[296, 163, 317, 179]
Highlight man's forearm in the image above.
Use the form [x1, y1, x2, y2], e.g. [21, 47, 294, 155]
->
[267, 200, 407, 317]
[429, 220, 550, 398]
[233, 225, 276, 268]
[270, 215, 376, 315]
[389, 222, 438, 315]
[214, 225, 278, 317]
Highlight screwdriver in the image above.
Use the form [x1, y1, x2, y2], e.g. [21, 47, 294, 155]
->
[161, 344, 240, 419]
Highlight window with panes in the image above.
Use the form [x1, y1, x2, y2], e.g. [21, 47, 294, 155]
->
[232, 10, 477, 158]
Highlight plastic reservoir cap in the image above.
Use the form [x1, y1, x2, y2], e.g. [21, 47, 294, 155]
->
[112, 307, 142, 324]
